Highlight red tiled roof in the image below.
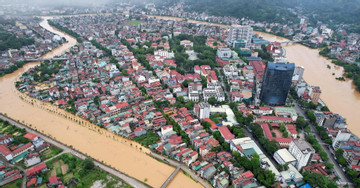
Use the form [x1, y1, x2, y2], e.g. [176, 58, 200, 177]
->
[23, 133, 38, 140]
[12, 143, 33, 156]
[27, 178, 37, 187]
[0, 144, 11, 156]
[218, 126, 234, 141]
[26, 163, 47, 177]
[242, 170, 254, 179]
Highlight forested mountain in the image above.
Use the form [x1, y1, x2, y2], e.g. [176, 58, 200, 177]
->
[158, 0, 360, 31]
[183, 0, 299, 24]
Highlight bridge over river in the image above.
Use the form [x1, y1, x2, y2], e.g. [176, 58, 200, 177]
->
[25, 57, 69, 62]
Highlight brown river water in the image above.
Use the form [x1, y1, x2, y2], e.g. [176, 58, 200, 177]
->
[149, 15, 360, 137]
[256, 32, 360, 137]
[0, 17, 202, 188]
[2, 14, 360, 187]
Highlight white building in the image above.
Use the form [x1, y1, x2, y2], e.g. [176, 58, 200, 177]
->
[154, 50, 174, 59]
[280, 164, 303, 184]
[25, 154, 41, 167]
[273, 149, 297, 166]
[227, 25, 253, 46]
[216, 48, 233, 59]
[188, 83, 202, 102]
[292, 66, 304, 82]
[332, 130, 352, 149]
[288, 140, 315, 170]
[194, 102, 210, 120]
[223, 64, 239, 78]
[203, 87, 225, 102]
[180, 40, 193, 49]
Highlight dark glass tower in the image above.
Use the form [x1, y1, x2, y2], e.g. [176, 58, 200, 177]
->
[260, 62, 295, 106]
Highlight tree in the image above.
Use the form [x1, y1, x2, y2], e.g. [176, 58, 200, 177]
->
[306, 110, 316, 123]
[182, 80, 189, 88]
[321, 106, 330, 111]
[346, 169, 358, 179]
[200, 75, 207, 88]
[279, 124, 286, 132]
[325, 163, 334, 169]
[282, 131, 289, 138]
[207, 96, 218, 106]
[319, 151, 329, 162]
[177, 96, 185, 103]
[303, 172, 337, 188]
[83, 158, 95, 170]
[296, 116, 307, 129]
[93, 96, 100, 106]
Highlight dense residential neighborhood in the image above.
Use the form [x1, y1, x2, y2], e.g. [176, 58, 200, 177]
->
[0, 1, 360, 188]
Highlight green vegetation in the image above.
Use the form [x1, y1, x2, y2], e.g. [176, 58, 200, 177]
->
[132, 131, 160, 146]
[40, 145, 63, 160]
[48, 20, 82, 43]
[213, 130, 230, 152]
[43, 153, 131, 188]
[182, 0, 299, 25]
[302, 171, 337, 188]
[0, 28, 34, 51]
[172, 34, 218, 72]
[250, 123, 278, 155]
[3, 179, 22, 188]
[320, 47, 360, 91]
[27, 61, 64, 82]
[0, 119, 27, 135]
[90, 40, 112, 57]
[126, 20, 144, 26]
[254, 45, 274, 63]
[233, 152, 275, 187]
[334, 149, 360, 186]
[0, 61, 27, 77]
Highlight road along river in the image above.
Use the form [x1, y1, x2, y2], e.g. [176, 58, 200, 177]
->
[0, 17, 202, 188]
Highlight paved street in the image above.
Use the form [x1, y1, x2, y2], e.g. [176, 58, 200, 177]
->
[150, 152, 213, 188]
[0, 113, 148, 188]
[293, 101, 354, 187]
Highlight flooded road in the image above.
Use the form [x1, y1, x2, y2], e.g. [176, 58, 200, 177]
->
[0, 17, 201, 187]
[257, 32, 360, 137]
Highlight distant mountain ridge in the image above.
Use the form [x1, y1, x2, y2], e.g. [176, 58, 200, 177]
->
[158, 0, 360, 31]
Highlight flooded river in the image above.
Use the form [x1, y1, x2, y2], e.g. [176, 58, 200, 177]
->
[0, 17, 202, 188]
[256, 32, 360, 137]
[147, 15, 360, 138]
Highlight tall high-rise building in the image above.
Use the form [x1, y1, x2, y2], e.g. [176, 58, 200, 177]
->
[260, 62, 295, 106]
[227, 25, 253, 46]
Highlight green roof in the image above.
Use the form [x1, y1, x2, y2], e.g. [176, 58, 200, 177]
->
[243, 182, 258, 188]
[11, 151, 29, 163]
[243, 148, 256, 157]
[36, 177, 43, 184]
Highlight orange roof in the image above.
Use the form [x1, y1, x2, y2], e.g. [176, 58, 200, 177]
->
[23, 133, 38, 140]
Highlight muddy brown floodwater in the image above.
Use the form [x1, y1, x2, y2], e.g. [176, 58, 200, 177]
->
[147, 15, 360, 138]
[256, 32, 360, 137]
[0, 17, 202, 188]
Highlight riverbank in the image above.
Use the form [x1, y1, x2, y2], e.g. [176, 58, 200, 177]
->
[0, 17, 203, 188]
[257, 32, 360, 137]
[143, 14, 360, 142]
[0, 113, 149, 188]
